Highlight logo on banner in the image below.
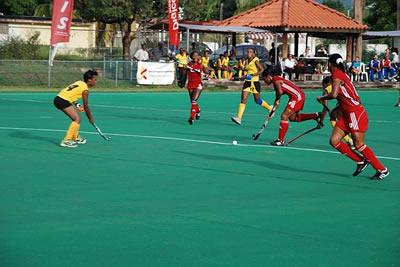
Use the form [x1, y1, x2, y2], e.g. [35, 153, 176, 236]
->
[139, 67, 148, 80]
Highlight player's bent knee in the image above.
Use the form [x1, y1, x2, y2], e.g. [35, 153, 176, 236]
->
[330, 138, 340, 147]
[255, 98, 262, 105]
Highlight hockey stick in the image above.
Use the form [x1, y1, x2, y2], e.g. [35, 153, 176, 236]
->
[285, 125, 321, 146]
[92, 123, 111, 141]
[252, 106, 277, 140]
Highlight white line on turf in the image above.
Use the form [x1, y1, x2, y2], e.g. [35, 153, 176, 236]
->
[1, 97, 399, 123]
[0, 126, 398, 161]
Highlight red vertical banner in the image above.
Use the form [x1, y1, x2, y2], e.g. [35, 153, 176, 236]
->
[168, 0, 179, 49]
[50, 0, 74, 45]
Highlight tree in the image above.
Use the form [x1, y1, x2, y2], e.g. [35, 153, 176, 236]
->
[364, 0, 396, 31]
[75, 0, 156, 59]
[0, 0, 38, 16]
[322, 0, 346, 13]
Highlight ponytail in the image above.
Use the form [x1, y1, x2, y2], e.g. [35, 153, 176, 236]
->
[328, 53, 346, 72]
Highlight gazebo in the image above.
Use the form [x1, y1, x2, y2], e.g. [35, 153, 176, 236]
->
[221, 0, 368, 61]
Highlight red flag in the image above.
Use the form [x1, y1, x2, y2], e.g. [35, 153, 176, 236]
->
[167, 0, 179, 49]
[50, 0, 74, 46]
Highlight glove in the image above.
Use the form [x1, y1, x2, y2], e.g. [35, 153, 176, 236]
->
[74, 103, 84, 112]
[246, 74, 253, 80]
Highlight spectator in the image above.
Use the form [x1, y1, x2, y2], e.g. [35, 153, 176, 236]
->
[300, 46, 313, 57]
[176, 48, 189, 88]
[200, 51, 215, 79]
[350, 56, 362, 81]
[269, 42, 280, 65]
[190, 42, 197, 53]
[381, 55, 395, 81]
[283, 54, 297, 80]
[369, 55, 383, 82]
[133, 44, 149, 61]
[151, 42, 166, 62]
[392, 51, 399, 65]
[316, 45, 328, 57]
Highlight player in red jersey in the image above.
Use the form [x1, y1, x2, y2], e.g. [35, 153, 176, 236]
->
[186, 51, 206, 125]
[262, 67, 322, 146]
[317, 54, 389, 179]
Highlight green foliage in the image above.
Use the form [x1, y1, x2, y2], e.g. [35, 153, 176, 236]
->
[364, 0, 396, 31]
[0, 32, 42, 59]
[321, 0, 346, 13]
[76, 0, 154, 24]
[0, 0, 38, 16]
[236, 0, 265, 13]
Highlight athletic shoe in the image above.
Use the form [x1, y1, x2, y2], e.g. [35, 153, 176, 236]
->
[188, 118, 194, 125]
[196, 111, 201, 120]
[75, 136, 87, 144]
[60, 140, 77, 148]
[370, 168, 390, 180]
[231, 116, 241, 125]
[270, 139, 285, 146]
[394, 103, 400, 107]
[352, 159, 369, 176]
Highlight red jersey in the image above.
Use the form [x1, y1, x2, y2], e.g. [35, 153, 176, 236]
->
[331, 69, 361, 112]
[381, 59, 391, 68]
[272, 76, 304, 102]
[187, 61, 202, 90]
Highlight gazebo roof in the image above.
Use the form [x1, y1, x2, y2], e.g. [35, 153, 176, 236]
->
[221, 0, 368, 34]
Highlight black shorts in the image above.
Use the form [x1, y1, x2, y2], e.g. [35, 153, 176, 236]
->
[242, 81, 261, 93]
[53, 96, 72, 110]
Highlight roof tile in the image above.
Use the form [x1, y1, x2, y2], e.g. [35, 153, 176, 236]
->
[221, 0, 368, 32]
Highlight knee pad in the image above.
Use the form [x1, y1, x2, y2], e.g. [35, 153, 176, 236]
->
[256, 98, 263, 105]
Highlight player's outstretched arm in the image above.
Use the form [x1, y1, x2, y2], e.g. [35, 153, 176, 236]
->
[82, 90, 94, 124]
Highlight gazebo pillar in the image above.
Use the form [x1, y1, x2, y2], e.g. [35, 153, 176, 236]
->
[346, 37, 353, 62]
[294, 32, 299, 57]
[282, 33, 289, 58]
[355, 33, 363, 59]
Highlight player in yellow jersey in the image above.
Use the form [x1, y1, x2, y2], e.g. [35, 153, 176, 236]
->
[319, 76, 354, 148]
[237, 58, 247, 80]
[231, 48, 272, 125]
[215, 54, 224, 80]
[201, 51, 215, 79]
[222, 52, 231, 79]
[176, 48, 189, 88]
[53, 70, 97, 148]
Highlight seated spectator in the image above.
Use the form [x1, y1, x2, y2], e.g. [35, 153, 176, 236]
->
[151, 42, 166, 61]
[300, 46, 313, 58]
[283, 54, 297, 80]
[350, 56, 362, 80]
[133, 44, 149, 61]
[200, 51, 215, 79]
[369, 55, 383, 82]
[381, 55, 396, 80]
[316, 45, 328, 57]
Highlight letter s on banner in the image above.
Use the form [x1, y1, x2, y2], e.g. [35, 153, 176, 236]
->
[50, 0, 74, 46]
[167, 0, 179, 49]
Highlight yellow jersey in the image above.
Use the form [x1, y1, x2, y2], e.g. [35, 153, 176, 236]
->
[215, 58, 223, 68]
[201, 56, 209, 68]
[58, 81, 88, 103]
[324, 84, 333, 94]
[176, 53, 188, 67]
[246, 57, 260, 81]
[222, 56, 229, 67]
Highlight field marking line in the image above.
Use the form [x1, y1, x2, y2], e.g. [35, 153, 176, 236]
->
[1, 97, 399, 123]
[0, 126, 398, 161]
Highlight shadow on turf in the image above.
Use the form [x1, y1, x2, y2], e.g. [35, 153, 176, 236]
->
[8, 131, 59, 145]
[174, 150, 395, 188]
